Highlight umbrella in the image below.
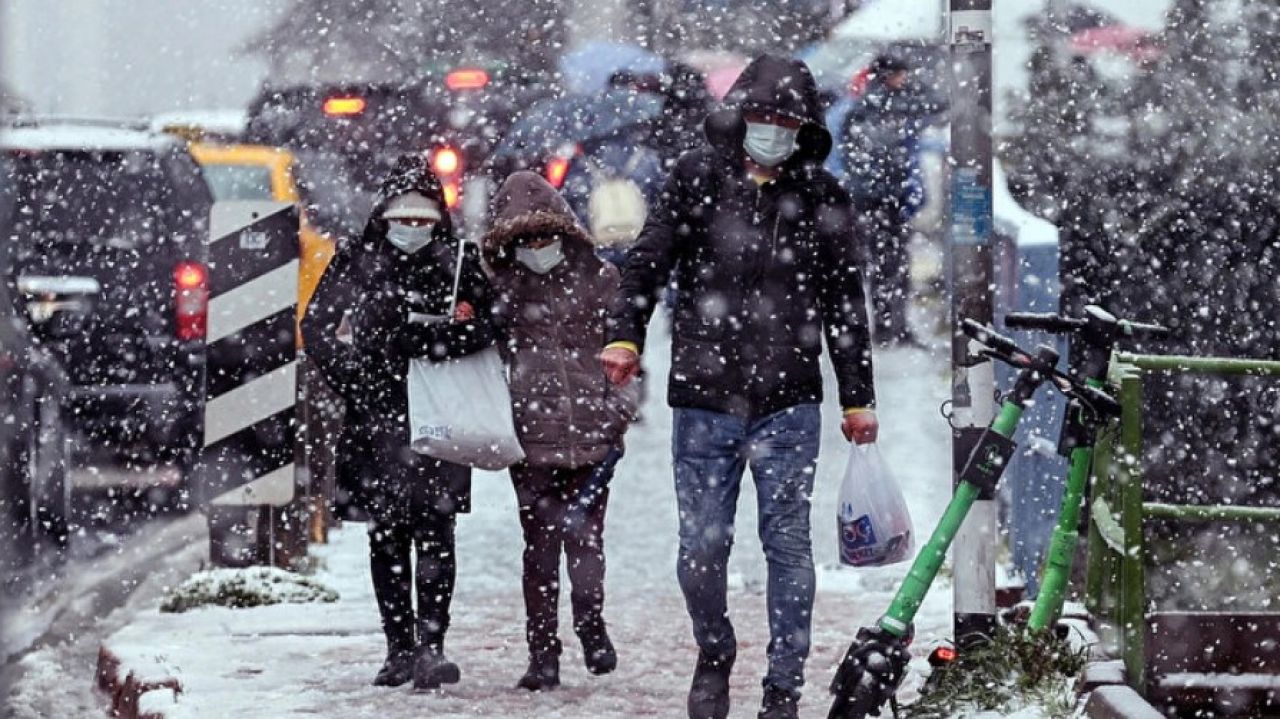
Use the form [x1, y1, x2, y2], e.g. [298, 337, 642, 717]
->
[1070, 26, 1162, 64]
[493, 89, 663, 163]
[678, 50, 748, 101]
[833, 0, 945, 41]
[559, 41, 666, 95]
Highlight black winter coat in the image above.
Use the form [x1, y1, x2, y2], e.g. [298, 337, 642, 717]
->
[610, 55, 876, 420]
[303, 155, 495, 519]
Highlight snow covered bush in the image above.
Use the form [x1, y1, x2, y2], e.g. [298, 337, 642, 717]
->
[905, 628, 1087, 718]
[159, 567, 339, 613]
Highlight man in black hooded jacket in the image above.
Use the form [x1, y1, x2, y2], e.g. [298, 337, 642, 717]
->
[602, 55, 879, 719]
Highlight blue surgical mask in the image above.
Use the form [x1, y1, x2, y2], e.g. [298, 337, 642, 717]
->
[743, 122, 799, 167]
[385, 222, 433, 254]
[515, 241, 565, 274]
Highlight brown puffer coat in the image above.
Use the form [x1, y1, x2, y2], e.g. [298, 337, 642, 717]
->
[484, 171, 638, 469]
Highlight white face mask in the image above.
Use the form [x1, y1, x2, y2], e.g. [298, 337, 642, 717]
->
[385, 222, 434, 254]
[743, 121, 799, 167]
[515, 241, 565, 274]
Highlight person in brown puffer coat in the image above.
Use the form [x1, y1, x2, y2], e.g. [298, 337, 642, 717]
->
[483, 170, 638, 692]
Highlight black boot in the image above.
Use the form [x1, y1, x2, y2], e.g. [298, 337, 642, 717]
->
[576, 617, 617, 675]
[688, 650, 735, 719]
[413, 644, 461, 691]
[372, 648, 415, 687]
[758, 685, 800, 719]
[516, 651, 561, 691]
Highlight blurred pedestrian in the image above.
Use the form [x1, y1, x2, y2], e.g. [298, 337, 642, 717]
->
[303, 154, 495, 690]
[483, 171, 638, 692]
[841, 53, 946, 346]
[654, 62, 715, 166]
[601, 54, 879, 719]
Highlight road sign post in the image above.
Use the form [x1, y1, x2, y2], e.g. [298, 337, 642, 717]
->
[947, 0, 997, 647]
[195, 201, 306, 568]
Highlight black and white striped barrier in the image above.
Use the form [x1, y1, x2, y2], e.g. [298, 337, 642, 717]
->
[194, 201, 301, 565]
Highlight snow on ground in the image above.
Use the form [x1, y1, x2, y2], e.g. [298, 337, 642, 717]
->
[5, 514, 209, 718]
[16, 318, 962, 718]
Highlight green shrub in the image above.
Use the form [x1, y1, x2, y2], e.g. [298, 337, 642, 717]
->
[904, 627, 1087, 718]
[160, 567, 339, 613]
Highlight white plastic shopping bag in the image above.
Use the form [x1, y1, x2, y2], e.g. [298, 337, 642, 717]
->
[407, 346, 525, 470]
[406, 237, 524, 471]
[837, 442, 914, 567]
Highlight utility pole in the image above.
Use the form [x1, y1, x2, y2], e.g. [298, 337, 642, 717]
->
[947, 0, 997, 648]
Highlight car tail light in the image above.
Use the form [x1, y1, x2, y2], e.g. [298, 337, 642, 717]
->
[544, 155, 572, 189]
[445, 68, 490, 91]
[174, 261, 208, 341]
[431, 146, 462, 177]
[323, 96, 367, 117]
[442, 181, 460, 209]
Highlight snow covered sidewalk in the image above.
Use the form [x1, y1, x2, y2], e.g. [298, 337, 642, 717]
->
[97, 338, 957, 718]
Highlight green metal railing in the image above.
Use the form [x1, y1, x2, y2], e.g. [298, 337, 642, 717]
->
[1084, 352, 1280, 694]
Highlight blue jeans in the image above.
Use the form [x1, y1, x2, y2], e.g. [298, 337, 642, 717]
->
[672, 404, 821, 692]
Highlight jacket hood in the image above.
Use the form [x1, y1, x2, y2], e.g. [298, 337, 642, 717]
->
[482, 170, 592, 262]
[704, 54, 832, 165]
[358, 153, 454, 251]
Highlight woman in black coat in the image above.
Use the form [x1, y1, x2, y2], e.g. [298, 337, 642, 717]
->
[303, 154, 494, 690]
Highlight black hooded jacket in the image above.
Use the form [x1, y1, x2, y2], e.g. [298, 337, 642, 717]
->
[609, 54, 875, 419]
[303, 154, 495, 516]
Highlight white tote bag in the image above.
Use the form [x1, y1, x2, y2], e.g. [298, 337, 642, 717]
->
[837, 442, 914, 567]
[407, 240, 525, 470]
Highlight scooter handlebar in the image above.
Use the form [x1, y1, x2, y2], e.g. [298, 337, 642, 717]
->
[1121, 320, 1172, 341]
[1005, 310, 1171, 343]
[961, 318, 1021, 357]
[1004, 312, 1085, 334]
[1077, 383, 1123, 418]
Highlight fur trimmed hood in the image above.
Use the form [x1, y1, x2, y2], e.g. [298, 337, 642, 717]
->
[483, 170, 592, 264]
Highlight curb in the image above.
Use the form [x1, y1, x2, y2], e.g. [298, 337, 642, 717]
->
[96, 645, 182, 719]
[1084, 685, 1165, 719]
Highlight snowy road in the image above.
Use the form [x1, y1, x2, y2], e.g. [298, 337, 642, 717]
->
[9, 321, 958, 718]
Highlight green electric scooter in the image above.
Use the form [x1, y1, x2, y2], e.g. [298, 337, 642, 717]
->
[1005, 307, 1169, 632]
[827, 318, 1124, 719]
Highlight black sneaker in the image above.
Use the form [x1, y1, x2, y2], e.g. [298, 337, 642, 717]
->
[688, 650, 735, 719]
[577, 619, 617, 675]
[516, 652, 561, 691]
[758, 685, 800, 719]
[413, 647, 461, 691]
[372, 649, 415, 687]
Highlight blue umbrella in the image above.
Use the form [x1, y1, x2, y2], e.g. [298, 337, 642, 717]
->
[492, 89, 663, 163]
[559, 41, 666, 95]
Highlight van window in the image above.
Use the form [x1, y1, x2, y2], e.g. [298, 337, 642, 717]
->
[201, 164, 274, 201]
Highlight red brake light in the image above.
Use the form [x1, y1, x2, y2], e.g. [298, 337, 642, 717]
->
[445, 68, 490, 91]
[175, 262, 206, 289]
[442, 182, 460, 209]
[323, 96, 367, 117]
[544, 156, 571, 189]
[929, 645, 958, 666]
[174, 261, 208, 341]
[431, 146, 462, 177]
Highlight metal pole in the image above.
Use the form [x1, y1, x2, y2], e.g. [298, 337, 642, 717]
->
[1114, 352, 1280, 377]
[947, 0, 996, 648]
[1142, 502, 1280, 523]
[1117, 371, 1146, 692]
